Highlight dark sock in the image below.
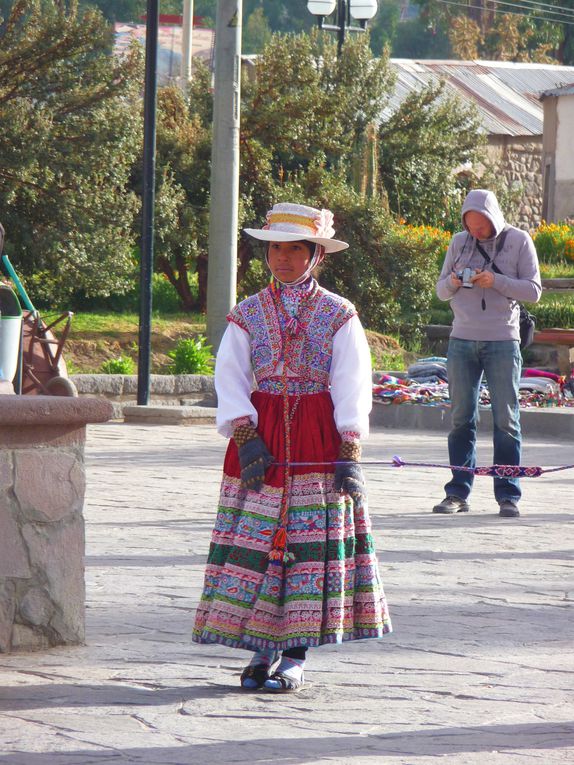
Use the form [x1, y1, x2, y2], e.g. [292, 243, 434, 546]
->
[282, 646, 307, 661]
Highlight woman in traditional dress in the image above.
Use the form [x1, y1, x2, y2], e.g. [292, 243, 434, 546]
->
[192, 202, 391, 693]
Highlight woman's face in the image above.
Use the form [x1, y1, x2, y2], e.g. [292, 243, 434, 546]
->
[267, 241, 313, 283]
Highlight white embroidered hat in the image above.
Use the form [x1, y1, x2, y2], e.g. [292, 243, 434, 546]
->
[244, 202, 349, 253]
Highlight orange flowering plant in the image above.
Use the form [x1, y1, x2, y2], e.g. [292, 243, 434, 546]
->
[532, 221, 574, 275]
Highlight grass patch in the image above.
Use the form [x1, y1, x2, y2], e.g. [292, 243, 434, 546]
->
[70, 311, 205, 335]
[540, 263, 574, 278]
[64, 312, 207, 373]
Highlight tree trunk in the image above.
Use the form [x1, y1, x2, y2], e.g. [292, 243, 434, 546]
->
[157, 255, 197, 312]
[237, 238, 254, 285]
[197, 251, 208, 312]
[175, 253, 197, 311]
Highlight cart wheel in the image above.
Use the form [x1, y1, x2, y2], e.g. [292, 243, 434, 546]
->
[45, 376, 78, 397]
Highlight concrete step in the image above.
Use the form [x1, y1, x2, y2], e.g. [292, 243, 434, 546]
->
[372, 400, 574, 440]
[123, 405, 216, 425]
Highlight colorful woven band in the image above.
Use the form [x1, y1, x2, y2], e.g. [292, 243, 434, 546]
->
[267, 213, 317, 233]
[339, 440, 361, 462]
[233, 423, 258, 448]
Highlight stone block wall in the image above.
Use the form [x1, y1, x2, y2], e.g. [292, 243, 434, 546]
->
[487, 137, 544, 230]
[70, 374, 217, 418]
[0, 396, 112, 652]
[504, 140, 544, 229]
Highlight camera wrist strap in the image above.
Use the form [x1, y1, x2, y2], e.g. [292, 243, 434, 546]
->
[474, 229, 508, 310]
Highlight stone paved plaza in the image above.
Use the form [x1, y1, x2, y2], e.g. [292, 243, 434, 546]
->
[0, 420, 573, 764]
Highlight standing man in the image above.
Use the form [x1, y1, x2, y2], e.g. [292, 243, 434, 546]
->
[433, 189, 541, 518]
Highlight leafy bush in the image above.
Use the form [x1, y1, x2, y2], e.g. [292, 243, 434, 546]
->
[539, 262, 574, 278]
[319, 202, 446, 342]
[100, 356, 136, 375]
[528, 295, 574, 329]
[151, 273, 194, 314]
[374, 347, 407, 371]
[427, 293, 454, 326]
[167, 336, 214, 374]
[532, 222, 574, 267]
[65, 273, 192, 314]
[402, 223, 451, 270]
[377, 82, 484, 228]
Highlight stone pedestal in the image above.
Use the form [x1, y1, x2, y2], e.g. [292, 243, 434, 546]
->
[0, 396, 112, 652]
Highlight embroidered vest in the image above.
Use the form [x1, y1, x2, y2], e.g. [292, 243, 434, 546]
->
[228, 282, 356, 387]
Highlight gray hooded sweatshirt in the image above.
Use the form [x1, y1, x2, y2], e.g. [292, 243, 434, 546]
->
[436, 189, 542, 342]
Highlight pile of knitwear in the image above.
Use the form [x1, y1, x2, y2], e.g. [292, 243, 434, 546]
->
[373, 358, 574, 408]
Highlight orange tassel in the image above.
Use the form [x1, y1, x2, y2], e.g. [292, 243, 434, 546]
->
[272, 527, 287, 549]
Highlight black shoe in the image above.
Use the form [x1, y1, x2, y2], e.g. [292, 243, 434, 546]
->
[432, 496, 470, 514]
[498, 500, 520, 518]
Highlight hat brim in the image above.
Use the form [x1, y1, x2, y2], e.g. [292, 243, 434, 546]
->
[244, 229, 349, 253]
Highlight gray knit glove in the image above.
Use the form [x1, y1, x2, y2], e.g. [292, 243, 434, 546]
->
[233, 422, 273, 492]
[334, 439, 366, 507]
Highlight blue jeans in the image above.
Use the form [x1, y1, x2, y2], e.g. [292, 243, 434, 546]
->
[444, 338, 522, 504]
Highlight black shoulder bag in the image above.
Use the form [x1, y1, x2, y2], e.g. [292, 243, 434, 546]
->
[475, 232, 536, 351]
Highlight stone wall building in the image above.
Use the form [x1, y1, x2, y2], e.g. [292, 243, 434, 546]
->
[386, 60, 574, 229]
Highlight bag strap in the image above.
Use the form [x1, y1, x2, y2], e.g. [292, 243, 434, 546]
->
[475, 228, 529, 319]
[475, 227, 509, 275]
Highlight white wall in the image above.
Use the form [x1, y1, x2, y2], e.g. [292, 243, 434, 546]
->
[555, 95, 574, 182]
[555, 95, 574, 220]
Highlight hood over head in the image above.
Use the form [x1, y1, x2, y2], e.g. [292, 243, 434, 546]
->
[461, 189, 506, 238]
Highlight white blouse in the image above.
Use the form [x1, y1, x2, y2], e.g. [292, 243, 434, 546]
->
[215, 314, 372, 439]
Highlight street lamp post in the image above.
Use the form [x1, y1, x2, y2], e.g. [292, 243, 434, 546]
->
[137, 0, 160, 406]
[307, 0, 378, 55]
[181, 0, 194, 83]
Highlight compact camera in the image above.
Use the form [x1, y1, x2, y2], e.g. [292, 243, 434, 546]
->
[456, 267, 476, 289]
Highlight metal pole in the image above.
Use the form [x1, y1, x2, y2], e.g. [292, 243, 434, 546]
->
[337, 0, 346, 55]
[181, 0, 194, 82]
[206, 0, 242, 352]
[137, 0, 159, 406]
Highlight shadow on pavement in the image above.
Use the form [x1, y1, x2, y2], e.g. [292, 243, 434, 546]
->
[0, 720, 571, 763]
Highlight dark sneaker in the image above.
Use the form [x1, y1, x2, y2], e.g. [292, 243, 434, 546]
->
[432, 496, 470, 514]
[499, 500, 520, 518]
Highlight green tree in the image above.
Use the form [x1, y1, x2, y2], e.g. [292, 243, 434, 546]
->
[78, 0, 143, 22]
[241, 30, 395, 180]
[558, 0, 574, 64]
[78, 1, 216, 24]
[378, 81, 483, 226]
[242, 0, 312, 34]
[243, 7, 272, 54]
[150, 84, 212, 311]
[98, 24, 480, 328]
[0, 0, 143, 304]
[371, 0, 450, 59]
[369, 0, 401, 56]
[414, 0, 570, 63]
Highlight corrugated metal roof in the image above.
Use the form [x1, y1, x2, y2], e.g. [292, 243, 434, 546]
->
[385, 60, 574, 136]
[541, 83, 574, 98]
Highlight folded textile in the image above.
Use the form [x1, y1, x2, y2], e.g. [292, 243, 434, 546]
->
[407, 363, 448, 382]
[519, 378, 561, 394]
[523, 368, 562, 383]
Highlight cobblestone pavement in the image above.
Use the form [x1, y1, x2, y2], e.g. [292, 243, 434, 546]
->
[0, 421, 573, 764]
